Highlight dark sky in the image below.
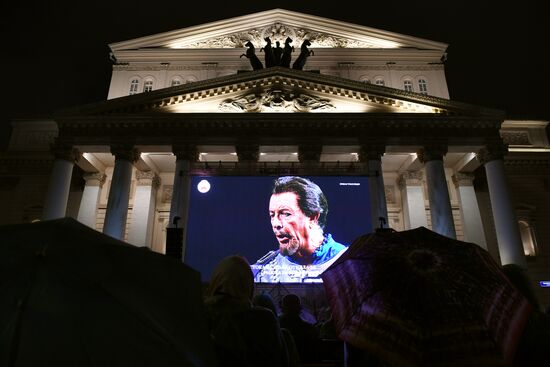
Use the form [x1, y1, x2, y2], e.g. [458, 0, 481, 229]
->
[1, 1, 547, 148]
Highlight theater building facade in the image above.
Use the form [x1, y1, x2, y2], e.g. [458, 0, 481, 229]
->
[2, 10, 549, 304]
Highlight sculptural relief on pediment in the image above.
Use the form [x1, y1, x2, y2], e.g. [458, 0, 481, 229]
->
[181, 23, 379, 49]
[218, 89, 335, 112]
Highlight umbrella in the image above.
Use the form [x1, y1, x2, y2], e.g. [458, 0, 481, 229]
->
[321, 226, 532, 367]
[0, 218, 217, 367]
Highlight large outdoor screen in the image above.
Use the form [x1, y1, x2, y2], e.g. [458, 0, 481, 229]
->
[184, 176, 372, 283]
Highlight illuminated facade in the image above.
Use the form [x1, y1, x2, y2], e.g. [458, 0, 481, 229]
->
[1, 9, 549, 304]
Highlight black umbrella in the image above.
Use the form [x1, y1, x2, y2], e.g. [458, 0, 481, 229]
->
[0, 218, 217, 367]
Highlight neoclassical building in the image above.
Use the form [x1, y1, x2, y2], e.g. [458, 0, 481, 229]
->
[1, 9, 549, 304]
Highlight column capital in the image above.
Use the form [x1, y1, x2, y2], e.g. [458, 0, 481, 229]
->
[476, 143, 508, 165]
[235, 143, 260, 162]
[417, 145, 447, 163]
[452, 172, 475, 187]
[135, 170, 161, 189]
[110, 144, 139, 162]
[172, 144, 199, 162]
[298, 144, 322, 163]
[397, 170, 424, 189]
[51, 142, 80, 162]
[358, 144, 385, 162]
[83, 172, 107, 187]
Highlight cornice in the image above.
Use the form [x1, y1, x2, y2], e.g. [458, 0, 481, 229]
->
[109, 9, 447, 53]
[54, 113, 502, 147]
[57, 67, 503, 117]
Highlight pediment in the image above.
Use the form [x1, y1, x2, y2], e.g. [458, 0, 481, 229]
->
[59, 68, 502, 117]
[110, 9, 447, 53]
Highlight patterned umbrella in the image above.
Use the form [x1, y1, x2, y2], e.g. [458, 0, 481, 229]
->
[321, 227, 532, 367]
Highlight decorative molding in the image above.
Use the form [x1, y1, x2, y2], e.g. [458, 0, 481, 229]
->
[417, 145, 447, 163]
[218, 88, 335, 112]
[358, 144, 385, 162]
[384, 185, 395, 204]
[51, 142, 80, 163]
[179, 23, 384, 49]
[452, 172, 475, 187]
[110, 144, 140, 162]
[135, 170, 161, 189]
[476, 144, 507, 165]
[162, 185, 173, 203]
[398, 171, 424, 189]
[83, 172, 107, 187]
[501, 130, 531, 146]
[172, 144, 199, 162]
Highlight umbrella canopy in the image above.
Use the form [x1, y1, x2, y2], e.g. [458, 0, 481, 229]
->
[0, 218, 217, 367]
[321, 227, 532, 367]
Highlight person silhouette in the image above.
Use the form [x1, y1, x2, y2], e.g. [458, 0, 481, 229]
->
[273, 41, 283, 66]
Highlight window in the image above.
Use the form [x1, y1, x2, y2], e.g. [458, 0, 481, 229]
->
[143, 80, 153, 92]
[184, 75, 198, 84]
[519, 221, 537, 256]
[359, 76, 371, 84]
[171, 77, 182, 86]
[129, 79, 140, 95]
[403, 80, 413, 92]
[418, 79, 428, 95]
[374, 78, 385, 86]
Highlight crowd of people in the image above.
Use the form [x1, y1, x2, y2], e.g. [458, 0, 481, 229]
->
[204, 254, 342, 367]
[203, 254, 550, 367]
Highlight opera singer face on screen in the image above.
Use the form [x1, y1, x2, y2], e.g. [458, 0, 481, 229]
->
[251, 176, 351, 283]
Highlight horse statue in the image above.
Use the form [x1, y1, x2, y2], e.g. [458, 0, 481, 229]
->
[280, 37, 294, 68]
[240, 41, 263, 70]
[292, 39, 314, 70]
[260, 37, 275, 68]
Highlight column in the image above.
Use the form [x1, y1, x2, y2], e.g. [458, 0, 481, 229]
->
[168, 145, 198, 259]
[103, 144, 139, 240]
[77, 172, 106, 228]
[398, 171, 428, 229]
[298, 143, 322, 173]
[477, 145, 526, 267]
[452, 173, 487, 249]
[418, 145, 456, 239]
[236, 142, 260, 173]
[359, 145, 388, 230]
[42, 142, 80, 220]
[128, 170, 160, 247]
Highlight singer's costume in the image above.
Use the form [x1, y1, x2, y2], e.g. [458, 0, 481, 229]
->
[251, 234, 346, 283]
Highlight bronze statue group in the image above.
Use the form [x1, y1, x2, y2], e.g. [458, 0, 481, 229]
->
[240, 37, 314, 71]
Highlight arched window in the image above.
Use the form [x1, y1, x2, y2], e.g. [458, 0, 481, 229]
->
[143, 79, 154, 92]
[418, 79, 428, 95]
[359, 76, 371, 84]
[184, 75, 198, 84]
[129, 79, 140, 95]
[519, 220, 537, 256]
[374, 78, 385, 86]
[171, 76, 183, 87]
[403, 80, 413, 92]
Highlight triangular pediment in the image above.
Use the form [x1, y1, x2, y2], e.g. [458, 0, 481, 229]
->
[110, 9, 447, 53]
[58, 68, 502, 117]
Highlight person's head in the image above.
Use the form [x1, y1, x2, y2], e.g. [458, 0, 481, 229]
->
[252, 292, 278, 315]
[281, 293, 302, 316]
[207, 255, 254, 302]
[269, 176, 328, 257]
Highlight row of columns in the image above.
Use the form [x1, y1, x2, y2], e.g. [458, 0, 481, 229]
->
[41, 141, 526, 267]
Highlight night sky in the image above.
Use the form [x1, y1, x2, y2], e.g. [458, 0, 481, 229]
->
[1, 1, 547, 148]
